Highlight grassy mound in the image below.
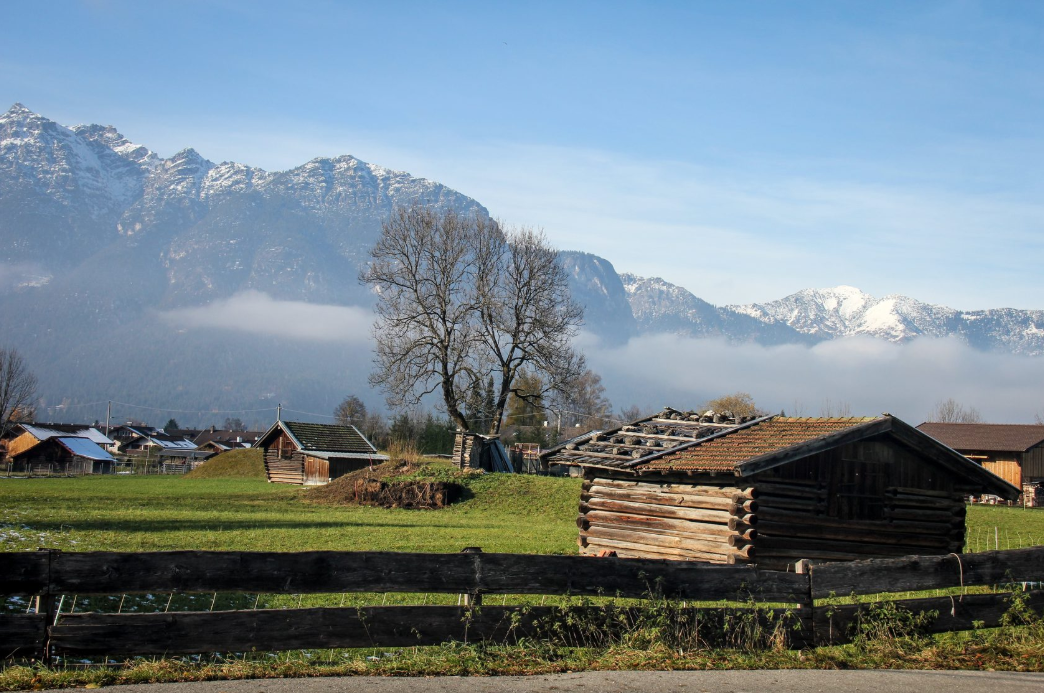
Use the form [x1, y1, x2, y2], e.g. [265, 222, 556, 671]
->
[184, 448, 264, 479]
[308, 459, 474, 508]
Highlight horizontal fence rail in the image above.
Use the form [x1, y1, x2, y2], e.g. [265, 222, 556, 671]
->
[2, 546, 1043, 659]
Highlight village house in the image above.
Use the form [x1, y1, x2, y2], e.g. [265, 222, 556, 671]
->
[543, 408, 1018, 569]
[917, 422, 1044, 493]
[258, 420, 387, 485]
[192, 427, 264, 454]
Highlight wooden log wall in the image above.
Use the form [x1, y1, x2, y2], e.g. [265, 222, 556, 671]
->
[263, 448, 304, 484]
[751, 480, 966, 570]
[578, 476, 758, 564]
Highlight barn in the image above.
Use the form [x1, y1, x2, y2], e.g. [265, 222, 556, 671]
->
[9, 436, 116, 476]
[542, 409, 1018, 569]
[258, 420, 387, 485]
[917, 422, 1044, 493]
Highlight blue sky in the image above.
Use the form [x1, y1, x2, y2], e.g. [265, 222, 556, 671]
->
[2, 0, 1042, 308]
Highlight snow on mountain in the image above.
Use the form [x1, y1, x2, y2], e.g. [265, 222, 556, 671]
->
[727, 286, 961, 342]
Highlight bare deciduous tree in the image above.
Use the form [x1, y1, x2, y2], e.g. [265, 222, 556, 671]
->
[929, 398, 982, 423]
[820, 398, 853, 417]
[0, 347, 38, 439]
[549, 368, 613, 434]
[362, 206, 585, 434]
[334, 395, 367, 427]
[478, 226, 585, 434]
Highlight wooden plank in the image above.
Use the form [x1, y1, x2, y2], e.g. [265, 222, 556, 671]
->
[756, 509, 961, 534]
[50, 604, 810, 655]
[581, 510, 756, 540]
[809, 546, 1044, 599]
[0, 614, 47, 658]
[813, 590, 1044, 645]
[586, 485, 756, 512]
[755, 521, 956, 548]
[590, 478, 754, 499]
[0, 552, 50, 595]
[46, 550, 807, 602]
[583, 498, 739, 524]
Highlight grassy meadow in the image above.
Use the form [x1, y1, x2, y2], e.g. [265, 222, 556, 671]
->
[0, 470, 583, 554]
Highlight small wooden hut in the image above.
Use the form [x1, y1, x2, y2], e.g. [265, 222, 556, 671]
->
[542, 409, 1018, 569]
[259, 420, 387, 485]
[452, 431, 513, 472]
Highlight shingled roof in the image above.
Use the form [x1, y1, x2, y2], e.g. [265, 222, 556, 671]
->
[641, 416, 881, 473]
[916, 422, 1044, 453]
[258, 420, 381, 458]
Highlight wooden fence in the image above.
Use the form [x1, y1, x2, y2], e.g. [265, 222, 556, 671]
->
[2, 546, 1043, 661]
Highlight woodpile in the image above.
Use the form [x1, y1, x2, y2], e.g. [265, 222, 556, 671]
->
[353, 480, 463, 509]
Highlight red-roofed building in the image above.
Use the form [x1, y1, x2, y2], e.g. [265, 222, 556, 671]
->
[544, 409, 1018, 569]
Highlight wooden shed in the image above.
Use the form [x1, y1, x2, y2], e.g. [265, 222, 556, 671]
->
[917, 422, 1044, 491]
[259, 420, 387, 485]
[9, 436, 115, 476]
[542, 409, 1019, 569]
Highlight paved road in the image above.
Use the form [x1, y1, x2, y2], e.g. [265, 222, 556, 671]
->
[40, 669, 1044, 693]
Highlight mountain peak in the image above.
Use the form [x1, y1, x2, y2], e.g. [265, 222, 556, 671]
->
[5, 102, 33, 117]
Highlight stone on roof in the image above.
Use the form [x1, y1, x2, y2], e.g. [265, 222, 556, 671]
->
[916, 422, 1044, 454]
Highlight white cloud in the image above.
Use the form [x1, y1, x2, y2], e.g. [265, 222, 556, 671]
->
[158, 291, 374, 344]
[583, 332, 1044, 424]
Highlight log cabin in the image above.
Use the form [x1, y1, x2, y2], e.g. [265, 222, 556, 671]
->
[542, 409, 1019, 569]
[917, 422, 1044, 492]
[259, 420, 388, 485]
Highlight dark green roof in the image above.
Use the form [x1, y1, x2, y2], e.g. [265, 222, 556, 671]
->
[282, 421, 377, 454]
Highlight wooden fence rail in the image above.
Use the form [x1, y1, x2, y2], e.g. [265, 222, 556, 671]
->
[2, 546, 1043, 660]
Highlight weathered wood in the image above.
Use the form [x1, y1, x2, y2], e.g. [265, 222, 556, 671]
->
[883, 507, 964, 522]
[754, 482, 826, 499]
[585, 484, 757, 513]
[584, 525, 737, 554]
[809, 546, 1044, 598]
[756, 508, 962, 534]
[757, 497, 826, 513]
[582, 536, 752, 564]
[813, 590, 1044, 645]
[583, 498, 738, 524]
[0, 614, 47, 658]
[589, 477, 755, 500]
[737, 419, 891, 476]
[0, 552, 49, 595]
[581, 510, 756, 540]
[755, 520, 957, 548]
[757, 536, 948, 558]
[886, 486, 965, 500]
[44, 550, 806, 602]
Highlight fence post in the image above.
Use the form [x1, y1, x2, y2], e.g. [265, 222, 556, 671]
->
[793, 559, 813, 648]
[33, 547, 59, 665]
[460, 547, 483, 606]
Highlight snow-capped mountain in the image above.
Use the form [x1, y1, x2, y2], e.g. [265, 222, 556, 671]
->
[1, 103, 1042, 418]
[617, 278, 1044, 356]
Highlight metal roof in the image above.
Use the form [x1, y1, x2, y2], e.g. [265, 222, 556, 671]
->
[257, 420, 380, 456]
[54, 437, 115, 461]
[22, 424, 113, 446]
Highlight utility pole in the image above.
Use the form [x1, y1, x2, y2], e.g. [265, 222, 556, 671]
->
[276, 403, 281, 422]
[105, 401, 111, 437]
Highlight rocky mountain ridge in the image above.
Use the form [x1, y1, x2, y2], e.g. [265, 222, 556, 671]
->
[1, 103, 1041, 420]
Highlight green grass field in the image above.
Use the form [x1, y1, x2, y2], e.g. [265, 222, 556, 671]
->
[0, 472, 583, 554]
